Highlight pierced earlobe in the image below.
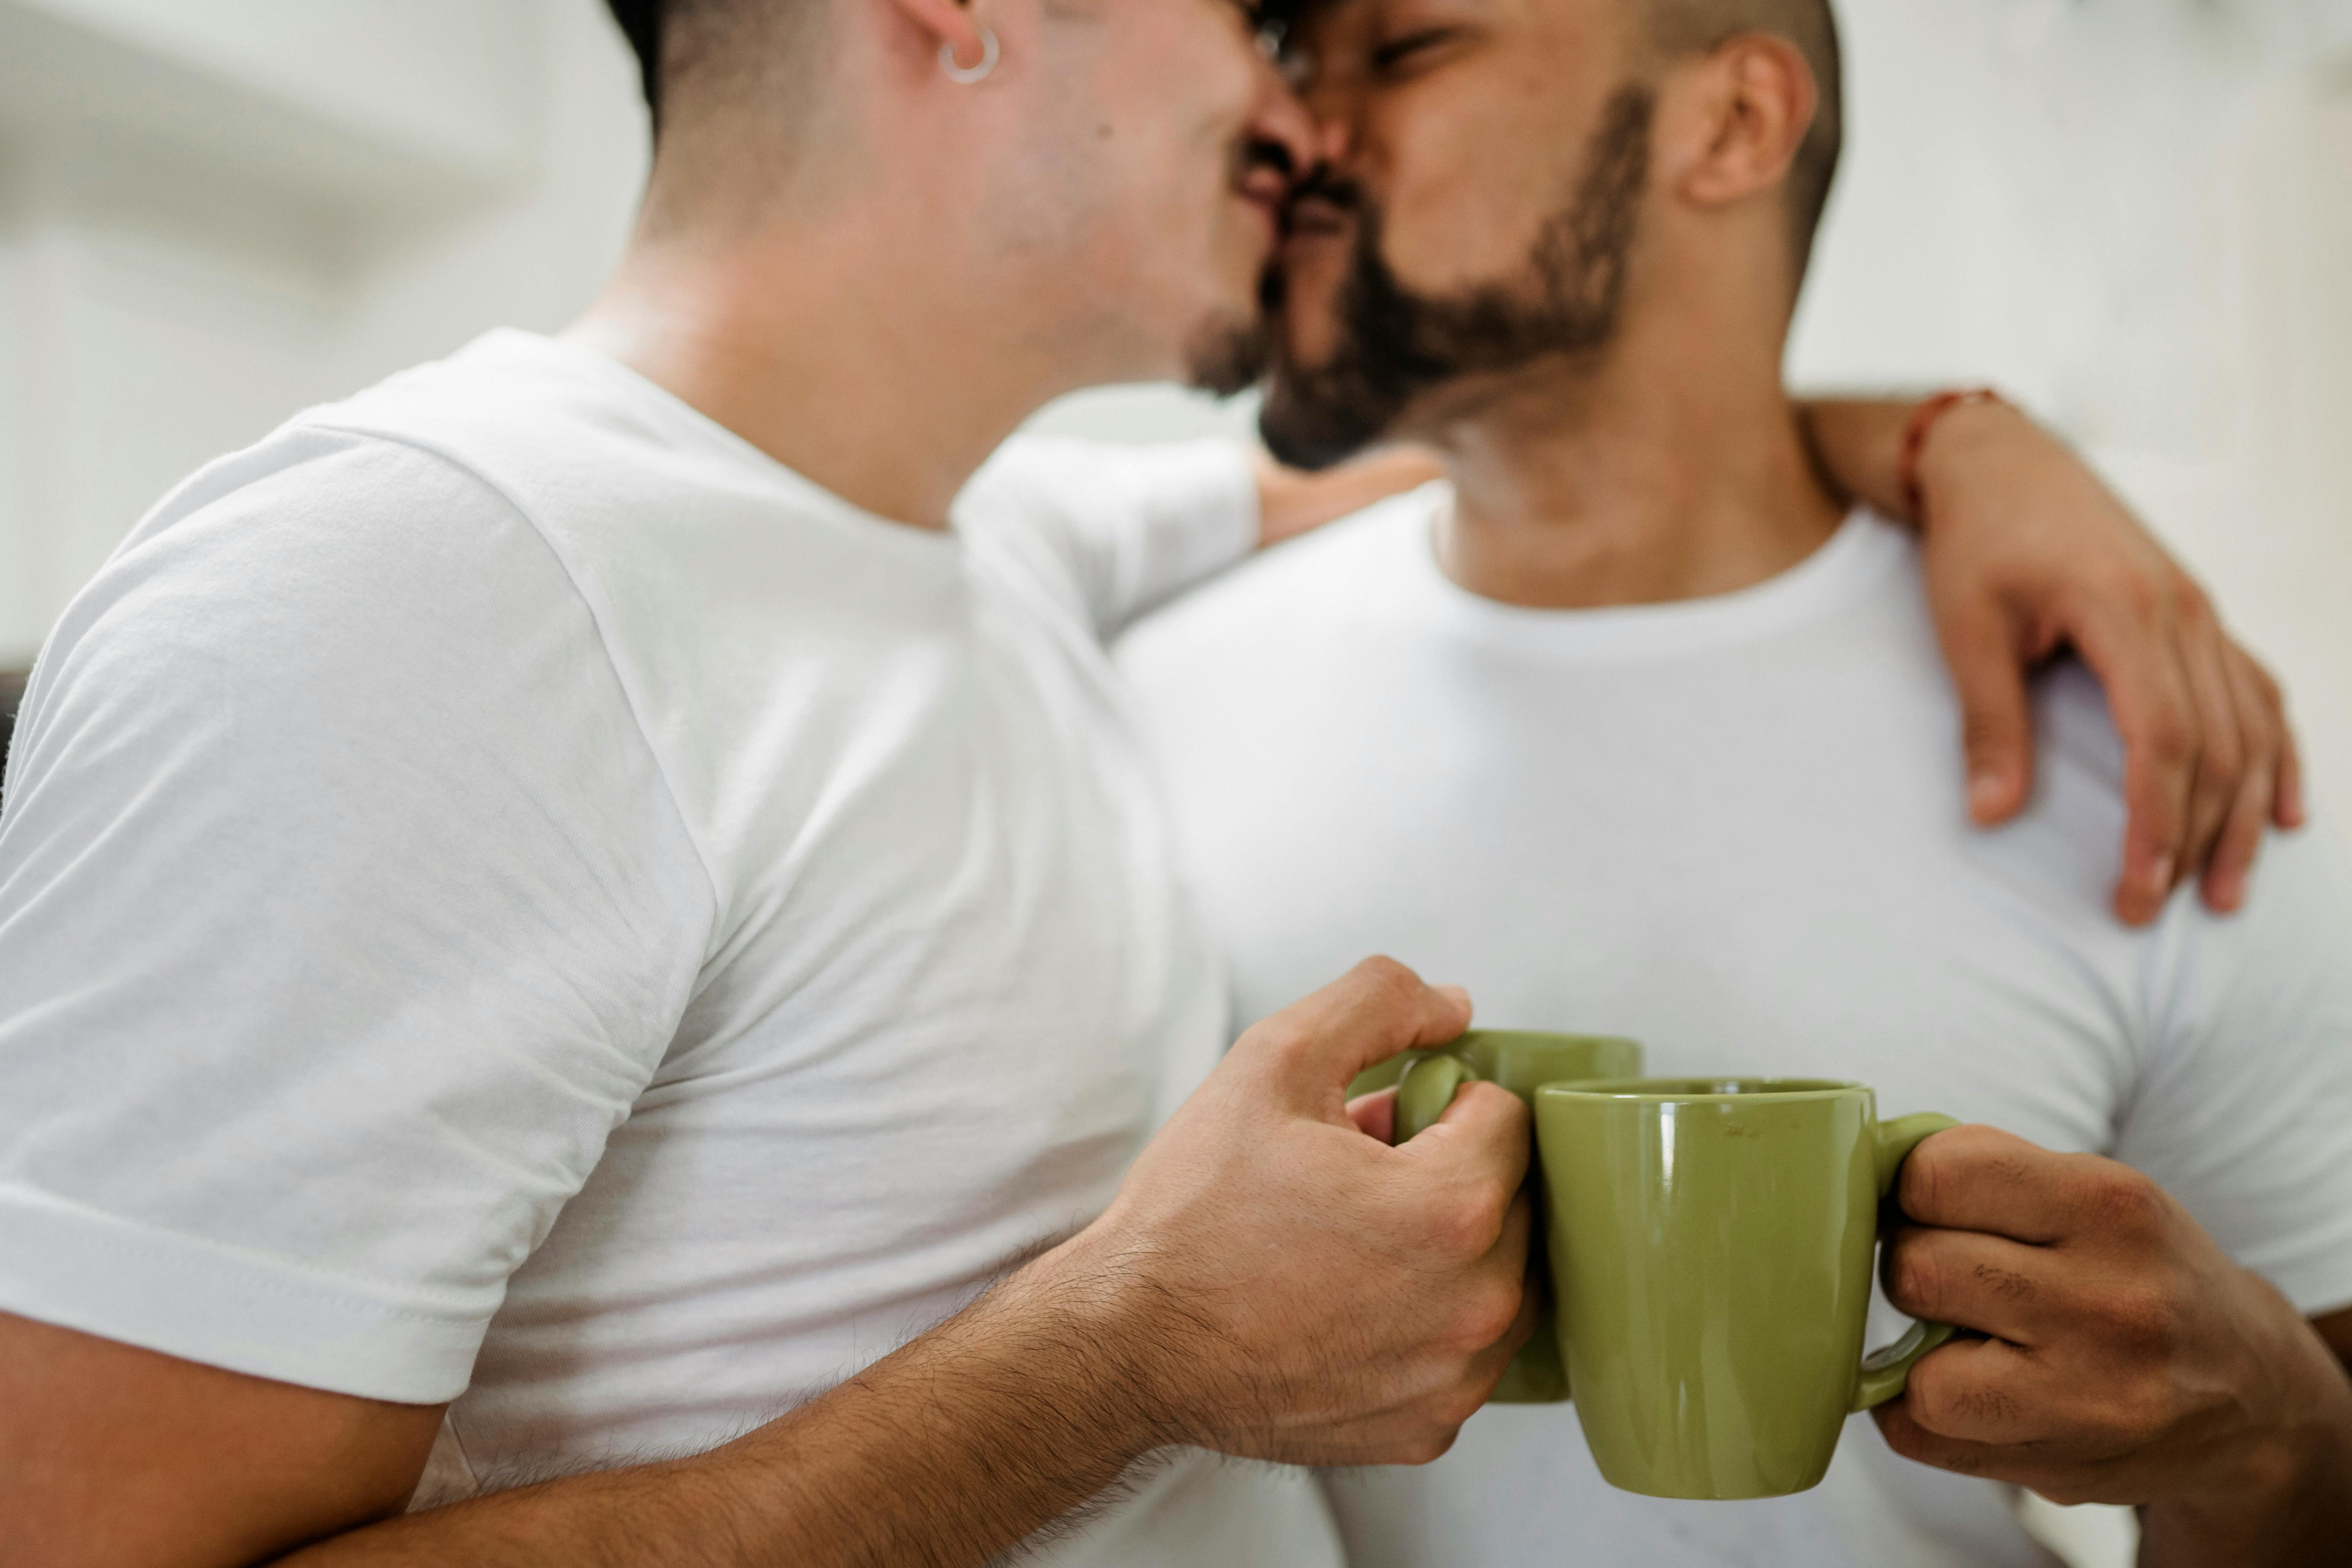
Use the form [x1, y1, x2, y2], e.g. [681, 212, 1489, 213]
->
[939, 25, 999, 84]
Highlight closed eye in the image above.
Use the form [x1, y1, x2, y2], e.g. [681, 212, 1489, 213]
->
[1371, 28, 1458, 72]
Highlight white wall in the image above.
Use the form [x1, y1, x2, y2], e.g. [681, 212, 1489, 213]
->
[0, 0, 643, 664]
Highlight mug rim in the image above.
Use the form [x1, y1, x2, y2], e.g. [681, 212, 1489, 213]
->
[1536, 1076, 1869, 1104]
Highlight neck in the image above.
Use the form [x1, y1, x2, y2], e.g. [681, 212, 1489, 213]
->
[1426, 304, 1842, 610]
[566, 189, 1079, 531]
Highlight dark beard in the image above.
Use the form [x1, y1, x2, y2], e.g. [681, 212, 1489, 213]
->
[1258, 84, 1656, 471]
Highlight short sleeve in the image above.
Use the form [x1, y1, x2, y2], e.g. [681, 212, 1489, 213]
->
[2116, 818, 2352, 1317]
[956, 435, 1260, 640]
[0, 430, 714, 1403]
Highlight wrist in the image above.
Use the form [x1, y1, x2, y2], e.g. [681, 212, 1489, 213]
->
[1902, 390, 2019, 528]
[987, 1231, 1194, 1457]
[2146, 1302, 2352, 1563]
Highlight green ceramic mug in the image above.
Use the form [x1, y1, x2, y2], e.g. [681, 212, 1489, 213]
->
[1533, 1078, 1959, 1499]
[1354, 1031, 1643, 1403]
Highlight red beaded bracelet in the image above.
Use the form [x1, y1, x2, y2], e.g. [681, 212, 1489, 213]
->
[1900, 388, 2006, 526]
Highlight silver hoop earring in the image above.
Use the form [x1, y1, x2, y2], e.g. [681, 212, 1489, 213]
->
[939, 25, 999, 85]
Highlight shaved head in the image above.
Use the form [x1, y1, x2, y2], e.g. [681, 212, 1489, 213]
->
[1645, 0, 1842, 260]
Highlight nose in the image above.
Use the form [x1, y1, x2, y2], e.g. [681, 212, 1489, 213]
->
[1245, 46, 1319, 184]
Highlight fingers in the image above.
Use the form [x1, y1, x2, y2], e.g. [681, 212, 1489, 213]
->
[2066, 599, 2197, 926]
[1882, 1335, 2053, 1446]
[2272, 670, 2308, 831]
[1882, 1223, 2054, 1347]
[2170, 589, 2246, 901]
[1894, 1124, 2087, 1244]
[2202, 641, 2294, 911]
[1933, 593, 2038, 825]
[1871, 1386, 2115, 1498]
[1243, 958, 1473, 1110]
[2202, 721, 2271, 916]
[1394, 1080, 1533, 1196]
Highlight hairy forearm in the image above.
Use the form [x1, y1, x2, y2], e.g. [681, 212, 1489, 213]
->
[282, 1256, 1160, 1568]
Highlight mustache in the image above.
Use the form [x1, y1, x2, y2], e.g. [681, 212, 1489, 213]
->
[1285, 165, 1365, 214]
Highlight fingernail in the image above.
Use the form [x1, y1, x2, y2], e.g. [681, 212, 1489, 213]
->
[1968, 771, 2010, 822]
[2142, 851, 2176, 896]
[2209, 873, 2244, 913]
[1435, 984, 1471, 1011]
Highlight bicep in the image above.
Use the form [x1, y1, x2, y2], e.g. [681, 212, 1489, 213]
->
[0, 1312, 445, 1568]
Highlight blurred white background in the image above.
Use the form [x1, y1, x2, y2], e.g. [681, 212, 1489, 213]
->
[0, 6, 2344, 1554]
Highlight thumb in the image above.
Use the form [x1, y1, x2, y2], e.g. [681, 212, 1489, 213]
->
[1937, 597, 2037, 826]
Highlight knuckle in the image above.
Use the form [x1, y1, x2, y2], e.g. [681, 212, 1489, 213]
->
[1887, 1241, 1945, 1314]
[2101, 1281, 2185, 1360]
[1902, 1359, 1962, 1431]
[1356, 955, 1420, 998]
[2109, 569, 2165, 624]
[1435, 1379, 1489, 1430]
[2081, 1164, 2165, 1235]
[2141, 713, 2198, 768]
[2202, 726, 2247, 779]
[1397, 1427, 1457, 1467]
[1419, 1187, 1504, 1261]
[2172, 579, 2215, 628]
[1449, 1281, 1521, 1353]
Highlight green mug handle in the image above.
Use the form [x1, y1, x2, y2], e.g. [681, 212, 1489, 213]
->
[1394, 1053, 1478, 1143]
[1853, 1112, 1962, 1411]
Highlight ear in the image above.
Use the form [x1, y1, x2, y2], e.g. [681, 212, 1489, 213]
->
[878, 0, 992, 77]
[1660, 34, 1818, 212]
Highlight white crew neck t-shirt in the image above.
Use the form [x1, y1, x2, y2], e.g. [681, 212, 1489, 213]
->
[1119, 489, 2352, 1568]
[0, 332, 1341, 1565]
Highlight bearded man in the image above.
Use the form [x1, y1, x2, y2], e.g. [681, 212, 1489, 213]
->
[1122, 1, 2352, 1564]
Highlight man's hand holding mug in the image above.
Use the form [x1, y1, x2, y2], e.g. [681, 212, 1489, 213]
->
[1877, 1126, 2352, 1562]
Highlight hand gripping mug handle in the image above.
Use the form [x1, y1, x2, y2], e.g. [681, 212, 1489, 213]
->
[1393, 1053, 1479, 1144]
[1853, 1113, 1963, 1411]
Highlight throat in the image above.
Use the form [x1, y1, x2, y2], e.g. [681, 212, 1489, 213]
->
[1434, 403, 1847, 611]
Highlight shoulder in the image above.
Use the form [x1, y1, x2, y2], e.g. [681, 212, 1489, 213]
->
[1119, 482, 1447, 674]
[63, 417, 583, 696]
[22, 385, 708, 911]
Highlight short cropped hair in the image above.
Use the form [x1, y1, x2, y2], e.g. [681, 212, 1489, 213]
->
[606, 0, 664, 124]
[606, 0, 805, 139]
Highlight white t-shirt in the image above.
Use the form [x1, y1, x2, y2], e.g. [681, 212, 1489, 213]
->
[0, 333, 1340, 1566]
[1119, 490, 2352, 1568]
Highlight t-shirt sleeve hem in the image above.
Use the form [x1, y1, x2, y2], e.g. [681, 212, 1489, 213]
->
[1129, 438, 1261, 619]
[0, 1183, 487, 1404]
